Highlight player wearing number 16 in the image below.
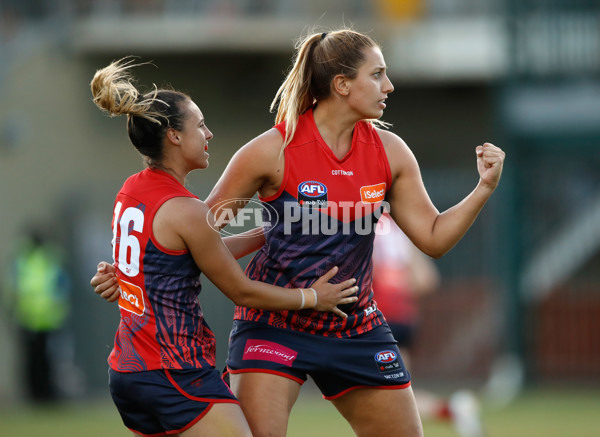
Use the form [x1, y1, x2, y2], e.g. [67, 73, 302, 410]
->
[90, 58, 358, 437]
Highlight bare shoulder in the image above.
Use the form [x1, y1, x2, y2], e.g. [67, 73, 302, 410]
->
[162, 195, 208, 212]
[234, 128, 283, 163]
[226, 127, 285, 197]
[374, 127, 418, 177]
[153, 196, 212, 250]
[157, 197, 211, 228]
[375, 127, 411, 154]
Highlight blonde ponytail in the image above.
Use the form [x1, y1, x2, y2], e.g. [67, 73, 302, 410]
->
[270, 34, 321, 149]
[90, 57, 165, 125]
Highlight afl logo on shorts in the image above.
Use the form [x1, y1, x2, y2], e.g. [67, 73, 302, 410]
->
[297, 181, 328, 208]
[375, 350, 401, 373]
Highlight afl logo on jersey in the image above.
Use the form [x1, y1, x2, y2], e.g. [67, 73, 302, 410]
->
[375, 350, 401, 373]
[297, 181, 328, 208]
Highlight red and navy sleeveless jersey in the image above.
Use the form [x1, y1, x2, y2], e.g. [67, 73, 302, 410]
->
[236, 109, 392, 338]
[108, 168, 216, 372]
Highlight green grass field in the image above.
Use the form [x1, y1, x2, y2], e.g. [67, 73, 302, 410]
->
[1, 386, 598, 436]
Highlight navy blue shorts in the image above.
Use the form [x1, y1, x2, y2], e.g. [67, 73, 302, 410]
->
[108, 367, 239, 436]
[226, 321, 411, 400]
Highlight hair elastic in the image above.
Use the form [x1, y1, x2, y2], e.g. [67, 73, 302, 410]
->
[320, 32, 328, 41]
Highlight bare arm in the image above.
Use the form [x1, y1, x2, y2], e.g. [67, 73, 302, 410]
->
[379, 129, 505, 258]
[222, 228, 265, 260]
[160, 197, 356, 316]
[92, 227, 266, 299]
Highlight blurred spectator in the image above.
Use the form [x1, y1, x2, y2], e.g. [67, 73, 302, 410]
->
[373, 212, 484, 437]
[3, 225, 71, 403]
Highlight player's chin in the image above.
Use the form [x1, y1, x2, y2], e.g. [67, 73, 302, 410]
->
[367, 106, 385, 119]
[197, 159, 209, 170]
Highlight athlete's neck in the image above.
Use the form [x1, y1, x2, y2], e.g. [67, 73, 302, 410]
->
[313, 104, 356, 160]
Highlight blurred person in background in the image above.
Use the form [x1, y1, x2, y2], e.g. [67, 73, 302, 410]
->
[374, 211, 484, 437]
[3, 225, 71, 403]
[92, 28, 504, 437]
[89, 57, 357, 437]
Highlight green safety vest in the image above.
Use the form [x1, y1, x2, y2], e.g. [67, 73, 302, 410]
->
[13, 246, 70, 332]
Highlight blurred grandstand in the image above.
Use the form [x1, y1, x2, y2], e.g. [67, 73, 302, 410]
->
[1, 0, 599, 404]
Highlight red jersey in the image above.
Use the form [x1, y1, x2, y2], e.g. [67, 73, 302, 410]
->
[108, 168, 216, 372]
[237, 109, 392, 337]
